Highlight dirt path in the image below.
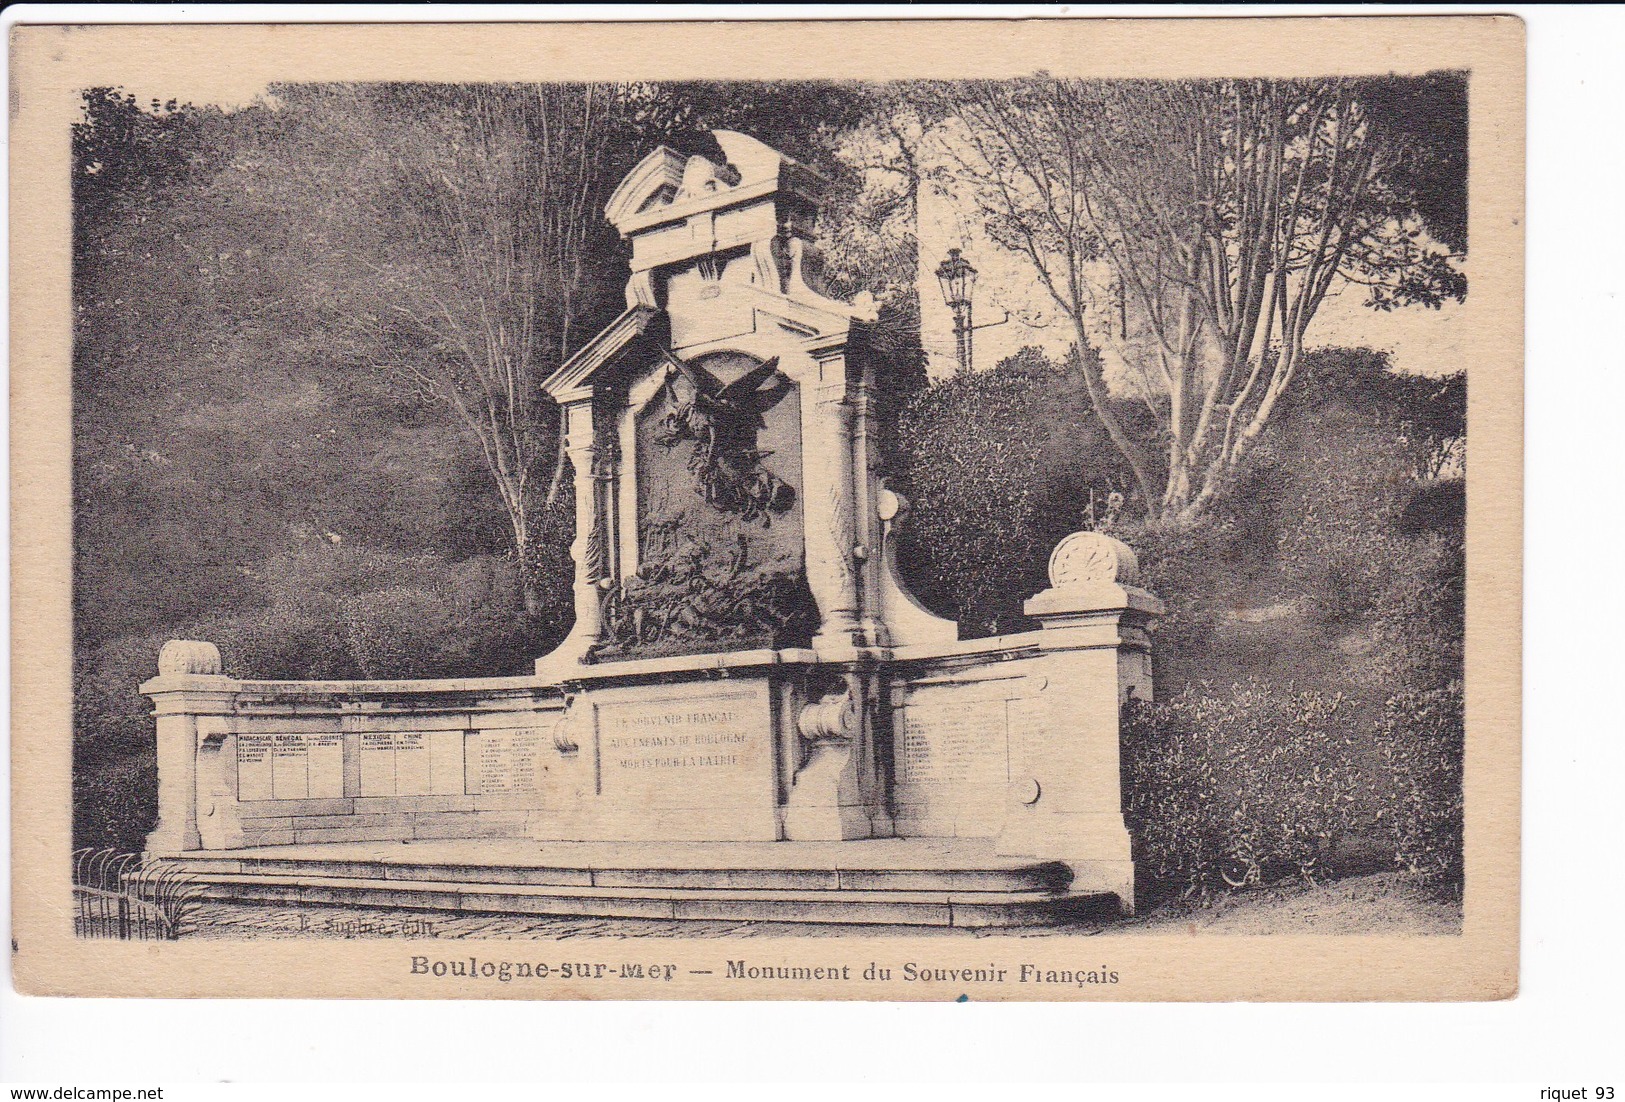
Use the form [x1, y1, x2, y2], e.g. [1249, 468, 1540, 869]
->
[1117, 872, 1462, 936]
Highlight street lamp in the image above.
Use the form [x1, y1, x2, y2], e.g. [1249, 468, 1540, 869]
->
[935, 247, 978, 377]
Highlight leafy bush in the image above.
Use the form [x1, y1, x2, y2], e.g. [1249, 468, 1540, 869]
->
[1122, 514, 1261, 690]
[893, 347, 1142, 635]
[1121, 680, 1464, 900]
[1112, 348, 1464, 698]
[185, 546, 553, 681]
[1252, 352, 1465, 693]
[1122, 684, 1364, 897]
[73, 746, 158, 855]
[1369, 683, 1464, 881]
[1267, 409, 1436, 624]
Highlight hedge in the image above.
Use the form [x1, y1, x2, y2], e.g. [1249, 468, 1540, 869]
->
[1121, 680, 1463, 900]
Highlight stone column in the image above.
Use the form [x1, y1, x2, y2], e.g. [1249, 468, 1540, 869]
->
[847, 376, 888, 648]
[995, 532, 1162, 914]
[799, 341, 864, 651]
[537, 398, 605, 677]
[141, 641, 239, 857]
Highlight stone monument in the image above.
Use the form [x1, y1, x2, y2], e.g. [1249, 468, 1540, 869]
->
[142, 131, 1163, 926]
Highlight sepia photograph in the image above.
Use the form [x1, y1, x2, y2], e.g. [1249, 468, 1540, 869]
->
[10, 15, 1523, 1003]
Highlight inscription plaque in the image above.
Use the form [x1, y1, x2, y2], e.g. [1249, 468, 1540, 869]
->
[236, 732, 343, 800]
[900, 698, 1008, 785]
[358, 730, 463, 798]
[595, 692, 765, 803]
[236, 735, 274, 801]
[466, 728, 544, 796]
[574, 682, 778, 840]
[358, 732, 396, 797]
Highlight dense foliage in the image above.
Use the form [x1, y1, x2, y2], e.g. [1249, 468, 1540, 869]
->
[1129, 346, 1465, 700]
[1117, 349, 1465, 899]
[892, 346, 1145, 636]
[1121, 682, 1463, 900]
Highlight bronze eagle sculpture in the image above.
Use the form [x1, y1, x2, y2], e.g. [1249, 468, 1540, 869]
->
[652, 349, 796, 523]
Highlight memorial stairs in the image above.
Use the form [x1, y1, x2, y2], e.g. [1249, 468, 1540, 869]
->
[162, 838, 1121, 928]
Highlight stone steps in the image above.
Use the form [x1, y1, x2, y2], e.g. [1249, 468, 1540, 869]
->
[163, 839, 1119, 927]
[183, 869, 1115, 928]
[174, 855, 1072, 894]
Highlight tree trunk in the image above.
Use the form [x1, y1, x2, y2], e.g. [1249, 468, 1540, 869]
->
[504, 487, 544, 617]
[512, 523, 546, 617]
[1067, 315, 1161, 519]
[544, 427, 569, 509]
[520, 569, 544, 618]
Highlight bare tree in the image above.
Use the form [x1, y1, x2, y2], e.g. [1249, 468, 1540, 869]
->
[941, 76, 1466, 521]
[253, 83, 631, 613]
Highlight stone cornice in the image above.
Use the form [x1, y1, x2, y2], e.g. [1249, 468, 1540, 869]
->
[540, 305, 664, 399]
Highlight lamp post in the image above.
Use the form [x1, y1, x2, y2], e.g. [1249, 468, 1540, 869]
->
[935, 247, 978, 377]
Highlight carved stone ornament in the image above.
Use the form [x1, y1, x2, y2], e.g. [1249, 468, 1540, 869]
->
[797, 689, 857, 744]
[876, 485, 908, 524]
[1046, 531, 1141, 589]
[550, 716, 579, 755]
[157, 639, 223, 677]
[599, 541, 821, 660]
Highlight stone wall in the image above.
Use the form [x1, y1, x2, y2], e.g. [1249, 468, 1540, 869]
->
[142, 648, 566, 855]
[144, 533, 1160, 911]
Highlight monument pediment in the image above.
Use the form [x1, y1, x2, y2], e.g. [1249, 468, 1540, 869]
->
[605, 132, 820, 232]
[603, 146, 687, 227]
[540, 304, 666, 402]
[604, 132, 828, 280]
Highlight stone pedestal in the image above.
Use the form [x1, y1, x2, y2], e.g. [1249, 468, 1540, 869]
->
[142, 641, 236, 857]
[994, 532, 1163, 913]
[783, 674, 892, 841]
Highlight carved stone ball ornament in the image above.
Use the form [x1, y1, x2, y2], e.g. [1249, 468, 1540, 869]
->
[157, 639, 223, 677]
[1046, 531, 1141, 590]
[876, 484, 908, 524]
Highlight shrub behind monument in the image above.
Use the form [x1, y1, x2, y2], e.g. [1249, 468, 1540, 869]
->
[71, 545, 555, 852]
[893, 347, 1143, 636]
